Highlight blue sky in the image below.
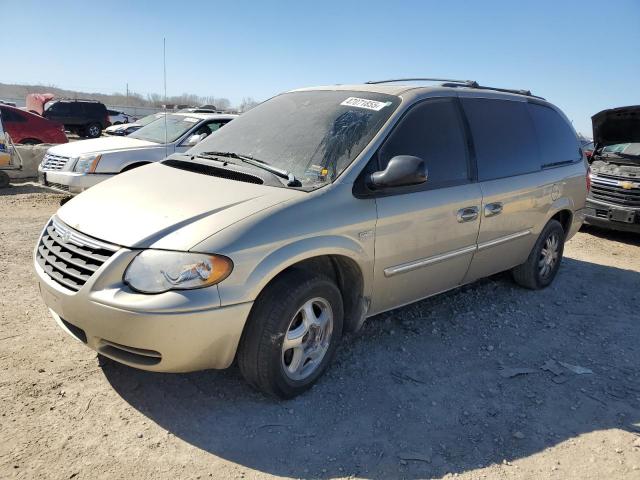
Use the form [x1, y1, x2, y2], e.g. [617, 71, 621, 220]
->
[3, 0, 639, 135]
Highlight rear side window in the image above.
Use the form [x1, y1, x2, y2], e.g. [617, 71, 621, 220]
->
[379, 98, 470, 189]
[528, 103, 580, 165]
[48, 102, 71, 114]
[462, 98, 540, 181]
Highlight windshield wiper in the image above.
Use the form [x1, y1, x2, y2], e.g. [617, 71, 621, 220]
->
[199, 151, 300, 186]
[192, 152, 231, 164]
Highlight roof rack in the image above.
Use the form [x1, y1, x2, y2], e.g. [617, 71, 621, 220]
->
[55, 98, 103, 103]
[366, 78, 544, 99]
[365, 78, 478, 87]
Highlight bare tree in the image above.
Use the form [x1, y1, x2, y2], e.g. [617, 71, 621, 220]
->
[238, 97, 259, 112]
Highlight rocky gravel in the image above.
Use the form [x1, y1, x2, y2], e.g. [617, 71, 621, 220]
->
[1, 183, 639, 479]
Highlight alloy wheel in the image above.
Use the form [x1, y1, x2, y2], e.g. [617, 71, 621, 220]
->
[538, 232, 559, 278]
[281, 297, 334, 381]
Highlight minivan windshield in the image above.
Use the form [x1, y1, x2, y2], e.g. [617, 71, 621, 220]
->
[129, 114, 200, 144]
[189, 90, 400, 187]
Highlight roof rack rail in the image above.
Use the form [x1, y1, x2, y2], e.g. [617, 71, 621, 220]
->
[56, 98, 103, 103]
[442, 82, 545, 100]
[365, 77, 544, 99]
[365, 78, 479, 87]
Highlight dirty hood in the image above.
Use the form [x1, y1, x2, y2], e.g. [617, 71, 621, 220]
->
[47, 136, 157, 157]
[592, 105, 640, 146]
[56, 162, 302, 249]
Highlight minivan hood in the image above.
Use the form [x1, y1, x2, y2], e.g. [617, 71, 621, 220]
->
[592, 105, 640, 146]
[56, 162, 302, 249]
[47, 136, 157, 157]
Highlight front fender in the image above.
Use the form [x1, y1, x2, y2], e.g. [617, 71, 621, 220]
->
[217, 234, 372, 306]
[95, 147, 170, 173]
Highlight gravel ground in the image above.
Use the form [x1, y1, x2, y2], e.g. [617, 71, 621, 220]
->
[1, 183, 639, 480]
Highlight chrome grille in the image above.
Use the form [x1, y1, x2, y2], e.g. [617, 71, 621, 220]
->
[46, 182, 70, 192]
[590, 174, 640, 208]
[41, 154, 71, 171]
[36, 218, 119, 292]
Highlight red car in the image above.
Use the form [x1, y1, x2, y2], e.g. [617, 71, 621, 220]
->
[0, 104, 67, 145]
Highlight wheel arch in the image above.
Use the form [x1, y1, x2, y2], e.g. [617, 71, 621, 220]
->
[546, 196, 574, 235]
[120, 161, 151, 173]
[19, 137, 42, 145]
[233, 236, 371, 334]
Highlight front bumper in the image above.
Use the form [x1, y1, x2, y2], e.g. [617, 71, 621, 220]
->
[38, 168, 111, 195]
[35, 245, 253, 372]
[584, 198, 640, 233]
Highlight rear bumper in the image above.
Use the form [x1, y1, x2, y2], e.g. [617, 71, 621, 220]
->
[38, 169, 111, 194]
[35, 247, 253, 372]
[584, 198, 640, 233]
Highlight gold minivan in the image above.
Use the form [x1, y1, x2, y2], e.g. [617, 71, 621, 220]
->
[35, 79, 589, 398]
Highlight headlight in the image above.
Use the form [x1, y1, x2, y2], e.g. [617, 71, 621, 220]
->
[74, 154, 102, 173]
[123, 250, 233, 294]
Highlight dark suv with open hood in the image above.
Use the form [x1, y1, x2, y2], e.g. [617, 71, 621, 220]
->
[585, 105, 640, 233]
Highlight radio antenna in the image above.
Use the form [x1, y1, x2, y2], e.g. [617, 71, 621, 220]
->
[163, 37, 168, 159]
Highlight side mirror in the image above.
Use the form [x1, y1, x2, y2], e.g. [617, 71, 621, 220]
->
[183, 133, 203, 147]
[368, 155, 427, 189]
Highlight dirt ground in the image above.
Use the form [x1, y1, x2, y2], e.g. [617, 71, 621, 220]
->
[1, 183, 639, 480]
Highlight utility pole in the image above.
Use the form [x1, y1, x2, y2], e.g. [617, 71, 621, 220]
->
[126, 83, 129, 106]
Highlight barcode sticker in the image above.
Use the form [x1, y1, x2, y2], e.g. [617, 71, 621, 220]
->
[340, 97, 389, 111]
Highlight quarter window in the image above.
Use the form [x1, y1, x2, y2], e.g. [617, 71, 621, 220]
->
[528, 103, 580, 165]
[379, 98, 470, 188]
[462, 98, 540, 181]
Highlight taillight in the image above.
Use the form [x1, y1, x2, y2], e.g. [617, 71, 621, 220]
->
[586, 167, 591, 193]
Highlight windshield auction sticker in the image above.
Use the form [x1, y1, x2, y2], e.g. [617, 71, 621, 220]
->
[340, 97, 389, 111]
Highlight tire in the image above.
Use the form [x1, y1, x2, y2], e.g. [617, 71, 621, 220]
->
[512, 219, 565, 289]
[238, 269, 344, 399]
[0, 171, 10, 188]
[86, 123, 102, 138]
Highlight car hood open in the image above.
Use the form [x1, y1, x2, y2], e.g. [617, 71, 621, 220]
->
[56, 162, 303, 250]
[592, 105, 640, 146]
[47, 136, 157, 157]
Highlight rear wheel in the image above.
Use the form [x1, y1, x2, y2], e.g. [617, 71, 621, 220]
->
[238, 270, 343, 398]
[512, 219, 565, 289]
[86, 123, 102, 138]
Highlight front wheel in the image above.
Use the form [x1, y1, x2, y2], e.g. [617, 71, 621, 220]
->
[0, 171, 10, 188]
[238, 270, 343, 399]
[512, 219, 565, 289]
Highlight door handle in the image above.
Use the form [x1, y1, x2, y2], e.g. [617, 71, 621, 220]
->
[484, 202, 503, 217]
[457, 206, 479, 223]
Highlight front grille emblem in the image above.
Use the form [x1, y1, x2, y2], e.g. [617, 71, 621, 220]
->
[61, 229, 72, 243]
